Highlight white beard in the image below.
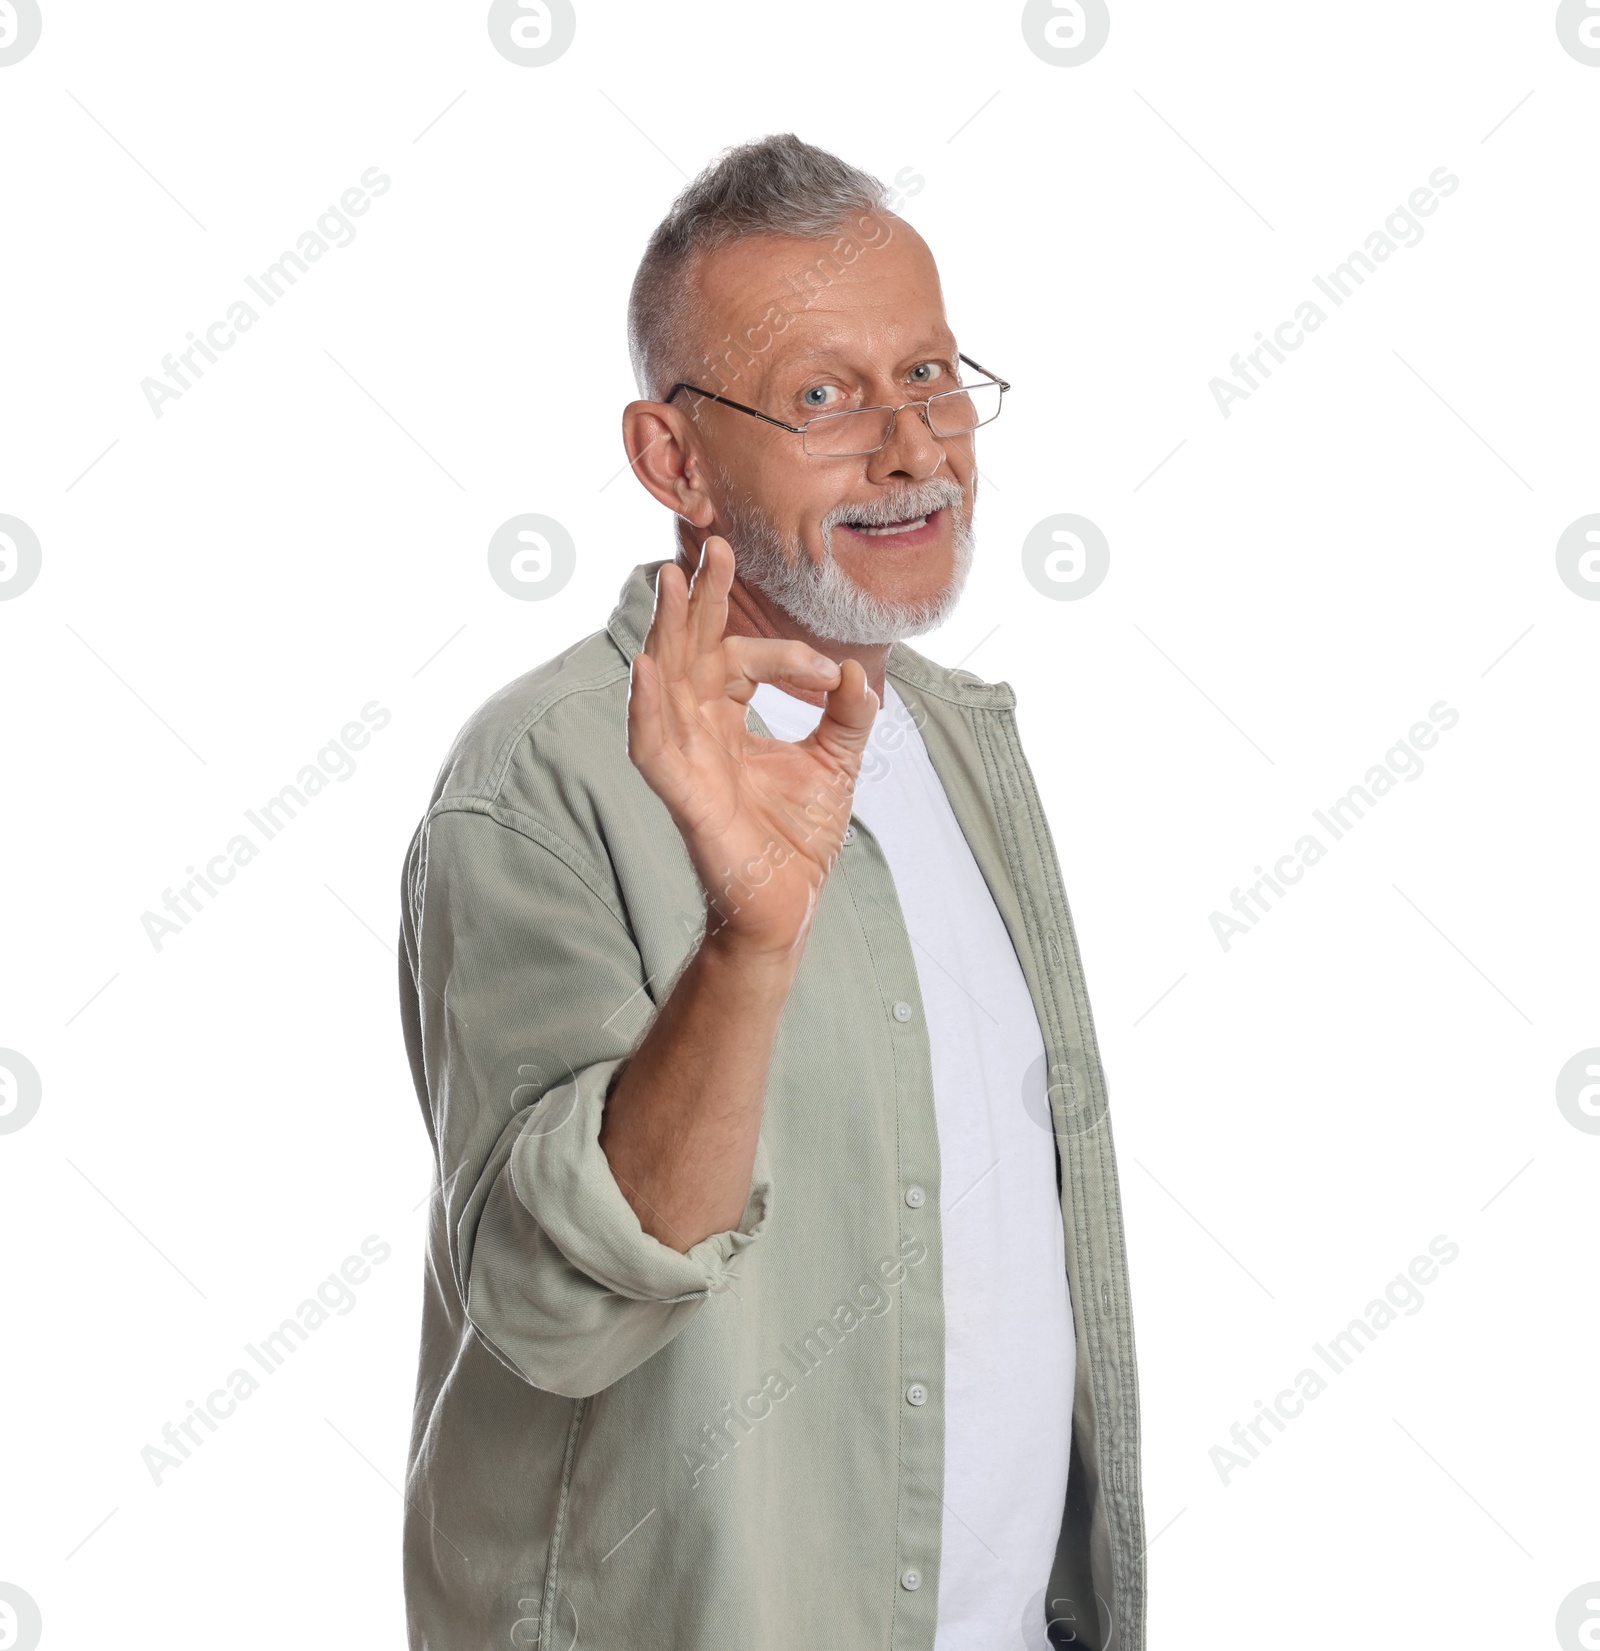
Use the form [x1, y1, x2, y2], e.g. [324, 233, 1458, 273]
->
[712, 466, 975, 645]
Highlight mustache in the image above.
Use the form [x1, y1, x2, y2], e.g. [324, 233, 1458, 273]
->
[821, 477, 968, 531]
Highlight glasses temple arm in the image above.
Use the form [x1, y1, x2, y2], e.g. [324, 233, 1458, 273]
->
[957, 354, 1010, 392]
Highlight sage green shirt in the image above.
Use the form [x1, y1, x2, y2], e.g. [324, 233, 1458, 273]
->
[398, 560, 1146, 1650]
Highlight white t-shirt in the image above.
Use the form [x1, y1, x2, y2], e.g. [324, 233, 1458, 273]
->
[750, 678, 1075, 1651]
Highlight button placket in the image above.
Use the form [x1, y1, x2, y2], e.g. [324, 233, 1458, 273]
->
[841, 800, 941, 1628]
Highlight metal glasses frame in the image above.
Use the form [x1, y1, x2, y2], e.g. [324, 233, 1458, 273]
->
[662, 353, 1010, 455]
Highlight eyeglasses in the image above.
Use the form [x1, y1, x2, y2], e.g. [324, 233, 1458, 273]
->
[663, 353, 1010, 457]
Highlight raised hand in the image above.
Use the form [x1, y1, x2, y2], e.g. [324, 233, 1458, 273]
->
[626, 534, 878, 960]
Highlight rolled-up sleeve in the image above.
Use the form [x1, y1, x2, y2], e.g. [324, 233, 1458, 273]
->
[402, 801, 770, 1399]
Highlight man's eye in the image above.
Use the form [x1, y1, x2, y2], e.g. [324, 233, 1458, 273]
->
[908, 362, 946, 387]
[800, 384, 843, 411]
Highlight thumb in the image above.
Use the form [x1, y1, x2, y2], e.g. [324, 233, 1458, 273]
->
[805, 658, 879, 768]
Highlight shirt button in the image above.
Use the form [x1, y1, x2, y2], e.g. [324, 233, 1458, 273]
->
[904, 1185, 925, 1208]
[843, 824, 857, 844]
[906, 1382, 928, 1407]
[900, 1568, 922, 1592]
[892, 1000, 912, 1023]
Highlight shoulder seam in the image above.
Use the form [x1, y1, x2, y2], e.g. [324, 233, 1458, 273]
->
[422, 795, 631, 933]
[479, 649, 630, 802]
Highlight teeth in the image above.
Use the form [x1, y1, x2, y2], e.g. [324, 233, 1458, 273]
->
[851, 515, 928, 537]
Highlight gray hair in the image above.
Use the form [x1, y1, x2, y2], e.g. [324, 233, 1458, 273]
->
[626, 133, 891, 402]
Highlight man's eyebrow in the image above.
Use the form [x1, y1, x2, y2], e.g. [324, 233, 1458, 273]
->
[763, 341, 961, 379]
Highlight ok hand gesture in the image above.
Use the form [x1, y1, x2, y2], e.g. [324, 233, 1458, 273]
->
[627, 535, 879, 959]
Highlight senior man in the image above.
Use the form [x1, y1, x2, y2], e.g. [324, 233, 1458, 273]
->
[399, 134, 1145, 1650]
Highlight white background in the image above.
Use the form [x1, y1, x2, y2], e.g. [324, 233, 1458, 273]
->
[1, 3, 1596, 1647]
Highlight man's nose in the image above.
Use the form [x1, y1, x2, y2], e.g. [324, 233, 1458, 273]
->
[867, 403, 948, 482]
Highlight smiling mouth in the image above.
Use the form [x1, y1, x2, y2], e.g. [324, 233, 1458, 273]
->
[841, 508, 939, 538]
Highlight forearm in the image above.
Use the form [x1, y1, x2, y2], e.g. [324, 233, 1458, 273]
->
[599, 928, 800, 1251]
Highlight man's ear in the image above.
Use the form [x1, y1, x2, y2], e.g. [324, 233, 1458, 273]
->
[620, 401, 717, 529]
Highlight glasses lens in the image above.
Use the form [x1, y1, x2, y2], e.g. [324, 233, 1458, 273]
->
[927, 381, 1002, 436]
[803, 407, 897, 456]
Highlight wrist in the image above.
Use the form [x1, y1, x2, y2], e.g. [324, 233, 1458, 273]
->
[697, 919, 807, 989]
